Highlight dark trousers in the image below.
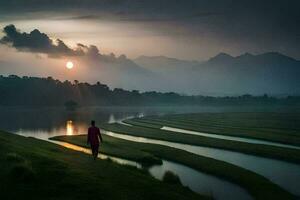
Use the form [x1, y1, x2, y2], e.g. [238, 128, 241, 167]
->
[91, 144, 99, 155]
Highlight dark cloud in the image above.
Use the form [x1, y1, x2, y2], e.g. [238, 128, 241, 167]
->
[0, 24, 85, 57]
[0, 24, 130, 62]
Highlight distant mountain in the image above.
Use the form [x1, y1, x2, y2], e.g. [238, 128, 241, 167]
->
[207, 52, 298, 66]
[1, 52, 299, 95]
[207, 53, 234, 64]
[133, 52, 300, 95]
[134, 55, 200, 73]
[189, 52, 300, 95]
[74, 56, 163, 91]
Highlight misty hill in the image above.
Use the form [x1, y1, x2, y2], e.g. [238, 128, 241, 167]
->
[206, 52, 298, 67]
[1, 51, 299, 96]
[87, 56, 158, 91]
[134, 55, 200, 73]
[191, 52, 300, 95]
[134, 52, 300, 96]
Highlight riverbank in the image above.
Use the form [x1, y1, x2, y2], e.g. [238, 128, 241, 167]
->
[100, 123, 300, 164]
[125, 112, 300, 146]
[51, 134, 294, 199]
[0, 130, 207, 200]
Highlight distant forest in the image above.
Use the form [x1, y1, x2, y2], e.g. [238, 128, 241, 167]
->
[0, 75, 299, 106]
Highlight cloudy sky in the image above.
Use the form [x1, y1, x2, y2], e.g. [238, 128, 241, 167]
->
[1, 0, 299, 59]
[0, 0, 299, 92]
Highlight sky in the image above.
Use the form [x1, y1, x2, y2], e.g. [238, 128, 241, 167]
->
[0, 0, 299, 93]
[0, 0, 299, 60]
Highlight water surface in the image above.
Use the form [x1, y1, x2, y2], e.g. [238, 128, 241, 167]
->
[162, 126, 300, 150]
[1, 106, 299, 199]
[103, 130, 300, 196]
[51, 140, 251, 200]
[149, 160, 252, 200]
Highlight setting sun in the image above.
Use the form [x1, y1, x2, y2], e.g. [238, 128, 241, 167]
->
[66, 61, 74, 69]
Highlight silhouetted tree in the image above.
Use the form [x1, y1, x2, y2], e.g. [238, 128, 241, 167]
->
[0, 75, 299, 106]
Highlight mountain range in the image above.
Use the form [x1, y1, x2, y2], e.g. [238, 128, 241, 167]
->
[132, 52, 300, 96]
[0, 52, 299, 96]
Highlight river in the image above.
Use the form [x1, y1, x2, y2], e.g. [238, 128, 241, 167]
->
[1, 106, 299, 199]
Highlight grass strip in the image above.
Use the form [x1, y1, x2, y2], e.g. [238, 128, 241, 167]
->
[100, 123, 300, 164]
[126, 114, 300, 146]
[52, 134, 294, 200]
[0, 130, 206, 200]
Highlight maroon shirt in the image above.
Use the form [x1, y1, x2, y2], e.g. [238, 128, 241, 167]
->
[87, 126, 102, 146]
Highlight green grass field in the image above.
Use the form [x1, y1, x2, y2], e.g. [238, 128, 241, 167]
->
[99, 122, 300, 164]
[52, 134, 294, 199]
[124, 112, 300, 146]
[52, 133, 162, 167]
[0, 130, 208, 200]
[2, 112, 298, 200]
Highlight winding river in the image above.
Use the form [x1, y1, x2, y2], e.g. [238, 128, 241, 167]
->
[50, 140, 251, 200]
[102, 130, 300, 197]
[1, 106, 299, 199]
[161, 126, 300, 150]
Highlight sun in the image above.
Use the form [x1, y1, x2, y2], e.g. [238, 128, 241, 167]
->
[66, 61, 74, 69]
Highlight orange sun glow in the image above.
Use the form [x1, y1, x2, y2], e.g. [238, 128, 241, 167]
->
[66, 61, 74, 69]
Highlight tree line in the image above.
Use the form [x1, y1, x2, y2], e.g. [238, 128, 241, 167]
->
[0, 75, 299, 106]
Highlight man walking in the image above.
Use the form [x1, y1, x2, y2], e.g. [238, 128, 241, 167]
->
[87, 120, 103, 160]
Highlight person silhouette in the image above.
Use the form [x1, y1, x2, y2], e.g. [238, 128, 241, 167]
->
[87, 120, 103, 160]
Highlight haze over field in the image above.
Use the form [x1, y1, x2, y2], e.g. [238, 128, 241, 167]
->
[0, 0, 299, 95]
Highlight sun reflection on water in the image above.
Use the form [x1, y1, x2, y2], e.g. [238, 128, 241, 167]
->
[66, 120, 74, 135]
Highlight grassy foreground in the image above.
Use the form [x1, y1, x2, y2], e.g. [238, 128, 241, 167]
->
[53, 132, 162, 167]
[0, 130, 208, 200]
[125, 112, 300, 146]
[100, 123, 300, 164]
[52, 134, 294, 200]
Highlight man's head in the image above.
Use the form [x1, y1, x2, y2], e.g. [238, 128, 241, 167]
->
[91, 120, 95, 126]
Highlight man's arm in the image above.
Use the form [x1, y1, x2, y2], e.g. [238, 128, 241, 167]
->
[87, 128, 90, 144]
[98, 128, 103, 143]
